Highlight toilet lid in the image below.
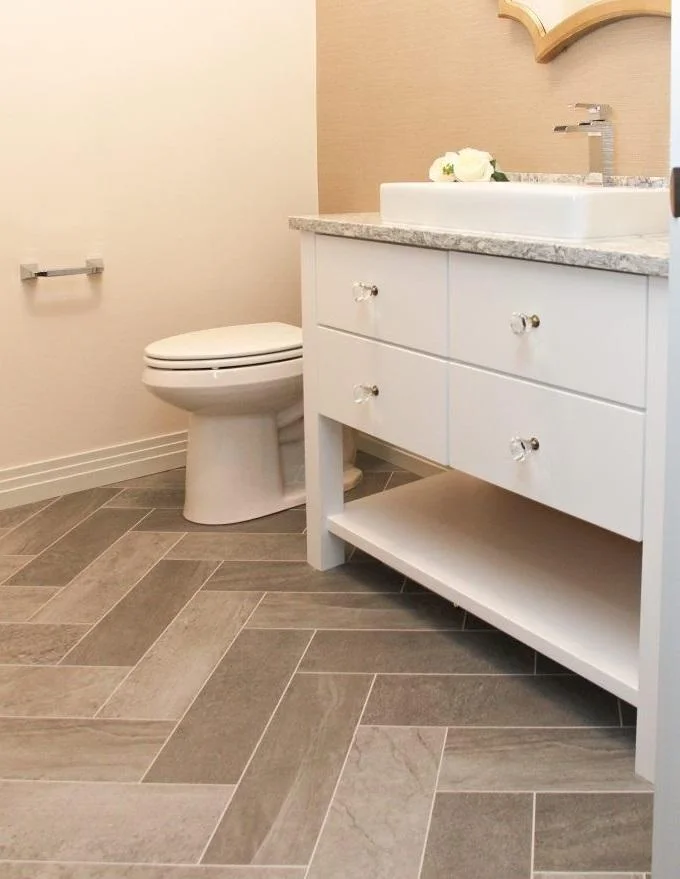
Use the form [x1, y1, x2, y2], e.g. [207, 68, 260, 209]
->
[144, 322, 302, 362]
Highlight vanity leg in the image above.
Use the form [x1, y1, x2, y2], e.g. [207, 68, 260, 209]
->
[304, 412, 346, 570]
[635, 278, 669, 782]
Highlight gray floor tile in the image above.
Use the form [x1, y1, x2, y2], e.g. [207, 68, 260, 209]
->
[534, 793, 653, 873]
[536, 654, 574, 674]
[0, 556, 34, 584]
[0, 488, 120, 556]
[62, 559, 217, 666]
[420, 792, 533, 879]
[300, 629, 535, 674]
[354, 450, 404, 473]
[135, 508, 307, 534]
[115, 467, 187, 489]
[203, 560, 404, 593]
[203, 672, 371, 865]
[0, 499, 53, 530]
[463, 612, 497, 631]
[385, 471, 421, 489]
[533, 874, 646, 879]
[106, 488, 184, 508]
[621, 700, 637, 726]
[438, 728, 652, 792]
[32, 532, 181, 625]
[0, 780, 233, 862]
[344, 472, 391, 502]
[7, 509, 147, 588]
[168, 533, 307, 562]
[307, 726, 445, 879]
[363, 674, 621, 726]
[247, 592, 465, 630]
[144, 628, 311, 784]
[0, 587, 60, 621]
[0, 624, 89, 664]
[99, 591, 262, 720]
[0, 666, 130, 717]
[0, 866, 306, 878]
[0, 718, 174, 780]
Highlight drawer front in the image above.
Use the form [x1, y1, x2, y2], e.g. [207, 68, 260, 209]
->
[449, 364, 644, 539]
[316, 328, 448, 464]
[316, 236, 448, 356]
[449, 253, 647, 407]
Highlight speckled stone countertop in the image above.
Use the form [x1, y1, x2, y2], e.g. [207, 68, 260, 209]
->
[289, 212, 669, 278]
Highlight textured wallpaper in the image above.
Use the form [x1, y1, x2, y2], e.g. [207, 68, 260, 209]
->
[317, 0, 670, 212]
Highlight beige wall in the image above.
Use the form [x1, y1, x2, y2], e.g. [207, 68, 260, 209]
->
[0, 0, 317, 469]
[317, 0, 670, 212]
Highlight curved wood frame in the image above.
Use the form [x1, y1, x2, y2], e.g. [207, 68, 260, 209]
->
[499, 0, 669, 62]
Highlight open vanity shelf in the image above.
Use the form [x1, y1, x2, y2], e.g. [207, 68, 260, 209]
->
[329, 470, 641, 704]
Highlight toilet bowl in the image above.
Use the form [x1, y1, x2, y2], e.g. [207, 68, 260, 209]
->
[142, 322, 361, 525]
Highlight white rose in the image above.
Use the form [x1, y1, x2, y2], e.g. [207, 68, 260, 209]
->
[428, 152, 458, 182]
[451, 148, 494, 183]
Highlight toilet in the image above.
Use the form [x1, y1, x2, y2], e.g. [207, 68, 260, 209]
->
[142, 322, 361, 525]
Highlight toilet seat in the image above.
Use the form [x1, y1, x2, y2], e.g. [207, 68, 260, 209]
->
[144, 322, 303, 370]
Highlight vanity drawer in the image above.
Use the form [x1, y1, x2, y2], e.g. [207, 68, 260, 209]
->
[449, 253, 647, 407]
[316, 327, 448, 464]
[315, 236, 448, 356]
[448, 363, 644, 539]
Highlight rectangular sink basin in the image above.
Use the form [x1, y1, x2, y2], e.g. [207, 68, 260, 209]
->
[379, 181, 668, 240]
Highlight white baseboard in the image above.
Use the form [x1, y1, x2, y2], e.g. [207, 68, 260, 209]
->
[0, 432, 187, 511]
[355, 432, 446, 478]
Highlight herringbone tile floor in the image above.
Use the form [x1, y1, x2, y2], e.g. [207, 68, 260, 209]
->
[0, 452, 653, 878]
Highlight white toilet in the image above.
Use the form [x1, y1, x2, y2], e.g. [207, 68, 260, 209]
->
[143, 322, 361, 525]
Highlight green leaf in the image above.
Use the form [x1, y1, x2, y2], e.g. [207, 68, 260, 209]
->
[492, 170, 509, 182]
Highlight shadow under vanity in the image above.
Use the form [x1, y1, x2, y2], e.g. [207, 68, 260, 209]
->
[291, 208, 669, 783]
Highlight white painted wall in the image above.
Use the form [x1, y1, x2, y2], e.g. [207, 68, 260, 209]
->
[0, 0, 317, 471]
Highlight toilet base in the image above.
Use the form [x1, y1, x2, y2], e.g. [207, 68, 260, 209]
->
[182, 411, 362, 525]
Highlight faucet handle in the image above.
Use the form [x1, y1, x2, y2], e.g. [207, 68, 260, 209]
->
[569, 102, 612, 120]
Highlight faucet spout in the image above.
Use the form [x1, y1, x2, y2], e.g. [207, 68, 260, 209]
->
[553, 104, 614, 186]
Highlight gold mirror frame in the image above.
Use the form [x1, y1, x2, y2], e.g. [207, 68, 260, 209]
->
[499, 0, 669, 61]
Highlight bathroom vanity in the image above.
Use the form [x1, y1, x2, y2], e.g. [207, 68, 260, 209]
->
[290, 210, 669, 782]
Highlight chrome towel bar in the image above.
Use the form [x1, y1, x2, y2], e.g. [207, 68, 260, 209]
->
[20, 258, 104, 281]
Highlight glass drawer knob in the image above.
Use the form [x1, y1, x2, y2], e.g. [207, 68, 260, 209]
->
[353, 383, 380, 404]
[353, 281, 379, 302]
[510, 436, 540, 462]
[510, 312, 540, 335]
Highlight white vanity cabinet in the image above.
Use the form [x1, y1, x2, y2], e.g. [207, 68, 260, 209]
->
[299, 229, 668, 782]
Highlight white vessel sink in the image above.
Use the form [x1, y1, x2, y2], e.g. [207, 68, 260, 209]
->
[379, 181, 668, 240]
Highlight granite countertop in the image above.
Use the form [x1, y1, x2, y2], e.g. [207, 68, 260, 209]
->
[289, 212, 669, 278]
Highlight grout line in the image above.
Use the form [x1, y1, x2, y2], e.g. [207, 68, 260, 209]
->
[358, 723, 635, 730]
[91, 559, 224, 718]
[0, 495, 62, 542]
[302, 673, 378, 879]
[416, 726, 447, 878]
[1, 488, 132, 568]
[55, 529, 187, 663]
[0, 868, 307, 879]
[195, 626, 317, 864]
[530, 792, 537, 878]
[0, 556, 39, 585]
[23, 509, 157, 624]
[140, 591, 269, 783]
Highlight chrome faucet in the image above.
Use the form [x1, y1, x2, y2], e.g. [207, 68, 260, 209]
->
[553, 102, 614, 186]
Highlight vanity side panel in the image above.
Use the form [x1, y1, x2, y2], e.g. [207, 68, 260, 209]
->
[636, 276, 669, 782]
[301, 232, 346, 570]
